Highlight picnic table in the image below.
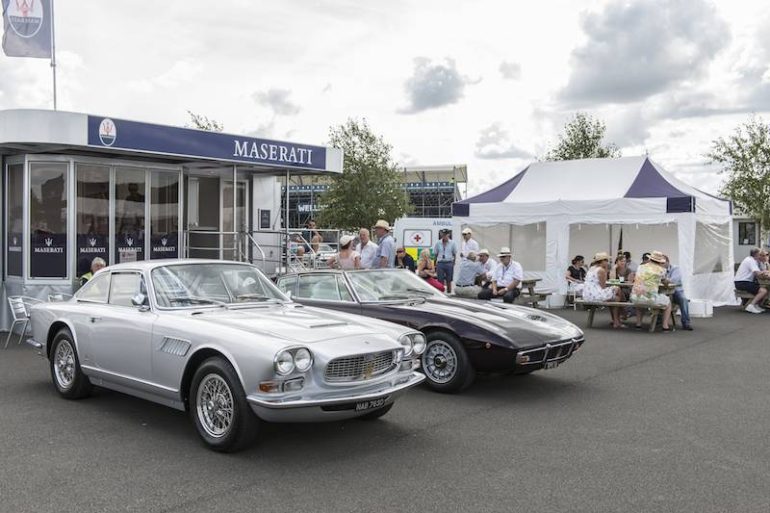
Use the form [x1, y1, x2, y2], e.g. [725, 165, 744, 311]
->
[576, 281, 679, 332]
[519, 278, 550, 308]
[736, 275, 770, 309]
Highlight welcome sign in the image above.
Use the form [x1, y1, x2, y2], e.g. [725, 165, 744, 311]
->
[87, 116, 327, 171]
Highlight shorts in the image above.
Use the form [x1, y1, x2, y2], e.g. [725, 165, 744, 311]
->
[631, 293, 670, 307]
[436, 261, 454, 283]
[735, 281, 760, 295]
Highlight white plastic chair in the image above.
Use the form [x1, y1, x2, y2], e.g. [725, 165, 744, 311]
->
[4, 296, 43, 349]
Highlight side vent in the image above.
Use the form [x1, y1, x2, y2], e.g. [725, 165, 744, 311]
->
[159, 337, 192, 357]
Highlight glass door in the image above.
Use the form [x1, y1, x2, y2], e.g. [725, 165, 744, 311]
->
[222, 180, 248, 261]
[114, 167, 146, 263]
[76, 164, 110, 278]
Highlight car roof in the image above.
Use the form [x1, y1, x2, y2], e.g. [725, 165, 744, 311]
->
[99, 259, 257, 273]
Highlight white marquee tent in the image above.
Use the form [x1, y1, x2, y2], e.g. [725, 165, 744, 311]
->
[452, 157, 736, 306]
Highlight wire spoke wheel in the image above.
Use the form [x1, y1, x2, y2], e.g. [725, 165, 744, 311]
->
[196, 373, 235, 438]
[53, 339, 76, 390]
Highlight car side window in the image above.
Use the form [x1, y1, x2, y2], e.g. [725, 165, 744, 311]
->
[77, 273, 110, 303]
[336, 275, 353, 301]
[277, 276, 297, 296]
[297, 274, 352, 302]
[109, 273, 147, 307]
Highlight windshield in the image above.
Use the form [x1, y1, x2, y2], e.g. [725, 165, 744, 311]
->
[347, 269, 444, 302]
[152, 263, 288, 308]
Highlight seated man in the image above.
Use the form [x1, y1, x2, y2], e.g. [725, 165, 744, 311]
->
[664, 255, 692, 330]
[734, 247, 768, 314]
[453, 251, 485, 298]
[477, 247, 522, 303]
[79, 257, 107, 287]
[478, 249, 497, 287]
[630, 250, 672, 331]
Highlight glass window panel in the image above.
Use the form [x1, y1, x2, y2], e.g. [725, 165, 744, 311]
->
[6, 164, 23, 277]
[115, 168, 146, 263]
[30, 162, 68, 278]
[76, 164, 110, 277]
[77, 273, 111, 303]
[109, 272, 146, 307]
[738, 222, 757, 246]
[150, 171, 179, 259]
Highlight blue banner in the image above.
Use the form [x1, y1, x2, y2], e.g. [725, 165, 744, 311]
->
[2, 0, 52, 58]
[87, 116, 327, 171]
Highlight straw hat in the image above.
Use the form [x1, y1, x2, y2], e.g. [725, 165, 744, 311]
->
[374, 219, 391, 230]
[478, 249, 490, 256]
[497, 247, 512, 257]
[461, 227, 472, 235]
[591, 251, 610, 265]
[648, 250, 666, 264]
[339, 235, 354, 247]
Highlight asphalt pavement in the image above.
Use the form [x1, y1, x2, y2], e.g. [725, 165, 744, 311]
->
[1, 306, 769, 513]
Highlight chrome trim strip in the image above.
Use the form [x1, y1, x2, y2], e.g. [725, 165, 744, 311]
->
[247, 372, 424, 409]
[517, 337, 583, 366]
[81, 365, 179, 394]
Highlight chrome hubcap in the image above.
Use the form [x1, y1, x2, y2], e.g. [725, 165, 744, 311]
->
[196, 374, 234, 438]
[422, 340, 457, 384]
[54, 340, 76, 390]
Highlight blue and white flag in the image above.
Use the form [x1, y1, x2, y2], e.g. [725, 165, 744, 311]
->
[2, 0, 52, 58]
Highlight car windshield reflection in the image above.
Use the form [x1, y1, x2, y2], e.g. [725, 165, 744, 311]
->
[346, 270, 443, 302]
[152, 263, 288, 308]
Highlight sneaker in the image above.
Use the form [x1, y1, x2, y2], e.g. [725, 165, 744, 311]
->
[746, 304, 764, 314]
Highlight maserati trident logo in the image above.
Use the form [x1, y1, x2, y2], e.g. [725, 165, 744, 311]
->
[88, 238, 97, 247]
[44, 237, 53, 247]
[161, 237, 168, 246]
[7, 0, 45, 38]
[125, 236, 134, 247]
[98, 118, 116, 146]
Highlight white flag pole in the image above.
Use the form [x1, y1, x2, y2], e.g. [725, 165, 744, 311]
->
[50, 0, 57, 110]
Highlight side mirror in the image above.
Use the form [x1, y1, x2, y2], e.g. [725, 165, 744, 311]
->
[284, 289, 292, 298]
[131, 293, 150, 311]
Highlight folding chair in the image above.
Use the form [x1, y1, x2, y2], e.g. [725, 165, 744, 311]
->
[4, 296, 43, 349]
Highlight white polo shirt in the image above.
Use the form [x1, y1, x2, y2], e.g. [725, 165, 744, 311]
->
[735, 256, 760, 282]
[493, 260, 523, 288]
[356, 241, 379, 269]
[481, 256, 498, 279]
[461, 238, 479, 259]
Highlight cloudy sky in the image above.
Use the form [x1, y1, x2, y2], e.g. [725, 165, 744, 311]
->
[2, 0, 769, 195]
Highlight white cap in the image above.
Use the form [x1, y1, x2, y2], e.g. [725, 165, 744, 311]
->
[462, 228, 472, 235]
[339, 235, 354, 247]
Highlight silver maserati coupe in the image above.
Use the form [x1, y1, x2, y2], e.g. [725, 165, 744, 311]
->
[29, 259, 426, 452]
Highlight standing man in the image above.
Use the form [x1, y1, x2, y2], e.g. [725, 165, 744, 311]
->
[477, 249, 497, 287]
[477, 247, 522, 303]
[433, 229, 458, 293]
[374, 220, 396, 268]
[664, 255, 693, 331]
[735, 247, 768, 314]
[356, 228, 379, 269]
[460, 228, 479, 260]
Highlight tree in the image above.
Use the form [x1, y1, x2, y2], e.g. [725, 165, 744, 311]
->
[186, 110, 223, 132]
[544, 112, 621, 161]
[318, 119, 412, 231]
[707, 116, 770, 244]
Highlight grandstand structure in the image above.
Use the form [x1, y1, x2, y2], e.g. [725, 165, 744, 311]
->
[280, 164, 467, 228]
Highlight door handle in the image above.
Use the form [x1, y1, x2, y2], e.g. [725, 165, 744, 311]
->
[90, 317, 101, 323]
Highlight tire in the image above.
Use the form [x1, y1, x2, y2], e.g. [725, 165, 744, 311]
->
[357, 403, 394, 420]
[420, 332, 475, 393]
[189, 357, 260, 452]
[49, 328, 92, 399]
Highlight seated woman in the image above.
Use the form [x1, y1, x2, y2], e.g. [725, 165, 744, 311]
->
[613, 254, 634, 301]
[395, 247, 416, 272]
[416, 249, 444, 292]
[583, 252, 625, 329]
[566, 255, 586, 294]
[326, 235, 360, 270]
[630, 250, 672, 331]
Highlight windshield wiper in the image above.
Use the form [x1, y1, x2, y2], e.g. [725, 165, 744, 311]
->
[378, 295, 411, 300]
[235, 294, 282, 303]
[405, 287, 433, 295]
[169, 296, 228, 308]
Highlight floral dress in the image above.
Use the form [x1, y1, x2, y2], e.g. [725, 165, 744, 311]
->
[583, 266, 615, 302]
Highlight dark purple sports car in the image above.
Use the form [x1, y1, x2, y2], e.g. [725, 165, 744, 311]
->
[276, 269, 585, 393]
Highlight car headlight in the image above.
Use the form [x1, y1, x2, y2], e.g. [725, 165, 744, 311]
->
[410, 333, 426, 355]
[274, 350, 295, 375]
[398, 334, 414, 357]
[294, 348, 313, 372]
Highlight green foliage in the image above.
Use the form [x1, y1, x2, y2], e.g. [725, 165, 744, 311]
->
[544, 112, 621, 161]
[186, 111, 223, 132]
[707, 116, 770, 238]
[318, 119, 412, 231]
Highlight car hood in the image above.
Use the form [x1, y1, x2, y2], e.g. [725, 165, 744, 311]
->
[181, 304, 404, 345]
[385, 296, 583, 348]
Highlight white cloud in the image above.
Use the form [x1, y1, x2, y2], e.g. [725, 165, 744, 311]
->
[499, 61, 522, 80]
[254, 88, 301, 116]
[400, 57, 477, 114]
[475, 123, 533, 160]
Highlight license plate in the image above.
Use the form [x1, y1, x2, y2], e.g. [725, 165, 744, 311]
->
[355, 397, 387, 412]
[544, 361, 561, 370]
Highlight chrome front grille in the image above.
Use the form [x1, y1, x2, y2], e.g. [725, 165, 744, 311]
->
[325, 350, 397, 382]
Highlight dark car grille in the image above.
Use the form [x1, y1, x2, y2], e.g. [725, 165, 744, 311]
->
[519, 336, 584, 366]
[325, 350, 397, 382]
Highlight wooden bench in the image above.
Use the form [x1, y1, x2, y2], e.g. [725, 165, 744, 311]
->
[735, 290, 755, 310]
[575, 299, 677, 333]
[520, 278, 550, 308]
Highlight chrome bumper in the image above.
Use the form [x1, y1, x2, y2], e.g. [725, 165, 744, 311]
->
[247, 371, 424, 409]
[517, 337, 584, 368]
